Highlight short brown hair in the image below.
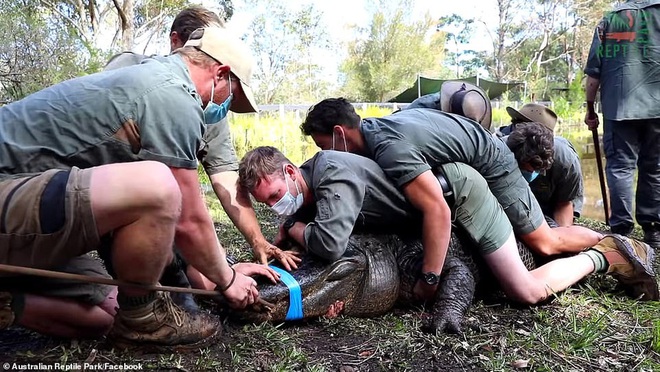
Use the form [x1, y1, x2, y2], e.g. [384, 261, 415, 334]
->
[506, 122, 554, 170]
[239, 146, 294, 192]
[171, 6, 223, 43]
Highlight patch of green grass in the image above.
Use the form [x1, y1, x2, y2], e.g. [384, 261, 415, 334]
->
[3, 215, 660, 371]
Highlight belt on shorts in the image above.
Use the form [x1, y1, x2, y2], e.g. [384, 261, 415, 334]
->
[435, 169, 455, 208]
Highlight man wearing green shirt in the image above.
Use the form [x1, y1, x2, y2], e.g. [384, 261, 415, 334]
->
[584, 0, 660, 248]
[238, 146, 658, 304]
[299, 98, 608, 300]
[498, 103, 585, 226]
[0, 27, 266, 348]
[101, 6, 296, 315]
[105, 6, 295, 269]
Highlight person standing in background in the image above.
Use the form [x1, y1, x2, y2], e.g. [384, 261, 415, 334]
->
[584, 0, 660, 249]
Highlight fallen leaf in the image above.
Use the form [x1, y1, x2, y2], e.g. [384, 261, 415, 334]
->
[359, 349, 374, 357]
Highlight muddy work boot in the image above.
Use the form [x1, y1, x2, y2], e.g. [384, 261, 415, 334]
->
[592, 234, 659, 301]
[109, 292, 219, 350]
[0, 292, 15, 330]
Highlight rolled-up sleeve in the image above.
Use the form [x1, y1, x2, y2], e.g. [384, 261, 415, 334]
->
[198, 118, 239, 175]
[304, 165, 366, 262]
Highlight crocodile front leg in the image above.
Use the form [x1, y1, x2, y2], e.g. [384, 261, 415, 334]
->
[428, 254, 476, 334]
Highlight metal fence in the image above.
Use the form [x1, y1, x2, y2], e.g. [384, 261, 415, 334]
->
[255, 101, 599, 114]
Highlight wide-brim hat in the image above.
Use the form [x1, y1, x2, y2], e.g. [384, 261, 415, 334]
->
[185, 27, 258, 113]
[440, 81, 492, 130]
[506, 103, 557, 131]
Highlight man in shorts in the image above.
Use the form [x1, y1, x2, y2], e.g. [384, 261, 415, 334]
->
[237, 146, 658, 303]
[298, 98, 612, 300]
[0, 27, 268, 348]
[102, 5, 297, 313]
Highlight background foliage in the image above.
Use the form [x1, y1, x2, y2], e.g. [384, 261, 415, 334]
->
[0, 0, 619, 104]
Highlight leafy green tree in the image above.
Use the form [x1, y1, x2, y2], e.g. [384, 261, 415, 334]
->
[0, 0, 105, 101]
[242, 0, 331, 104]
[0, 0, 235, 100]
[340, 0, 444, 102]
[36, 0, 235, 51]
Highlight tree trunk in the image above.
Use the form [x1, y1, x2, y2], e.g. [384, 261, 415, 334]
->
[113, 0, 134, 51]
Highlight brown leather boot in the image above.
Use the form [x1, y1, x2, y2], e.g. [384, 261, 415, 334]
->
[109, 292, 220, 350]
[592, 234, 659, 301]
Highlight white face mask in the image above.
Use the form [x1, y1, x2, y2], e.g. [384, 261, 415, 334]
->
[271, 167, 304, 216]
[332, 128, 348, 152]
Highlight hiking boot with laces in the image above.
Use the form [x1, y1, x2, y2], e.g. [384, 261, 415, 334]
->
[109, 291, 219, 350]
[0, 292, 14, 330]
[592, 234, 659, 301]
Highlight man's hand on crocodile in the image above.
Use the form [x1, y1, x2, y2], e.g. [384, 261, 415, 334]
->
[233, 262, 281, 284]
[253, 239, 301, 270]
[324, 301, 345, 318]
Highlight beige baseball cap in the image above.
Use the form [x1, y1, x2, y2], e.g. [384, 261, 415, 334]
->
[185, 27, 258, 113]
[506, 103, 557, 131]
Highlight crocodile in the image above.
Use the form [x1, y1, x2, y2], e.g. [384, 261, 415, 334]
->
[238, 231, 539, 333]
[241, 234, 402, 323]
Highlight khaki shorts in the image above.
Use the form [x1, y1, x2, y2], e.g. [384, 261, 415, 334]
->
[0, 167, 100, 269]
[440, 163, 513, 255]
[0, 254, 114, 305]
[491, 172, 545, 236]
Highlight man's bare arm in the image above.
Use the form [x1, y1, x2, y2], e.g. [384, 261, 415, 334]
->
[585, 76, 601, 129]
[170, 167, 257, 307]
[401, 170, 452, 301]
[553, 201, 575, 227]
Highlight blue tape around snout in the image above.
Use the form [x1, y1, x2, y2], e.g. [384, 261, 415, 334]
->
[268, 265, 303, 320]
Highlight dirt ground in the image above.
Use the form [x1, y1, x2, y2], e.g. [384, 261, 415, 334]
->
[1, 219, 659, 371]
[0, 300, 536, 371]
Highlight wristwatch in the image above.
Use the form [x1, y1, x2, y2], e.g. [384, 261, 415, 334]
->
[421, 272, 440, 286]
[283, 217, 297, 232]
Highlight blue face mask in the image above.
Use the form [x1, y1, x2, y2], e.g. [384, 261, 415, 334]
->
[521, 169, 540, 183]
[204, 78, 233, 124]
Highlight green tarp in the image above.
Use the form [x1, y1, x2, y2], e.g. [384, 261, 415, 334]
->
[388, 75, 523, 103]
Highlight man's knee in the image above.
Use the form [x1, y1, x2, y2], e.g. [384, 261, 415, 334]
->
[133, 161, 182, 215]
[91, 161, 182, 224]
